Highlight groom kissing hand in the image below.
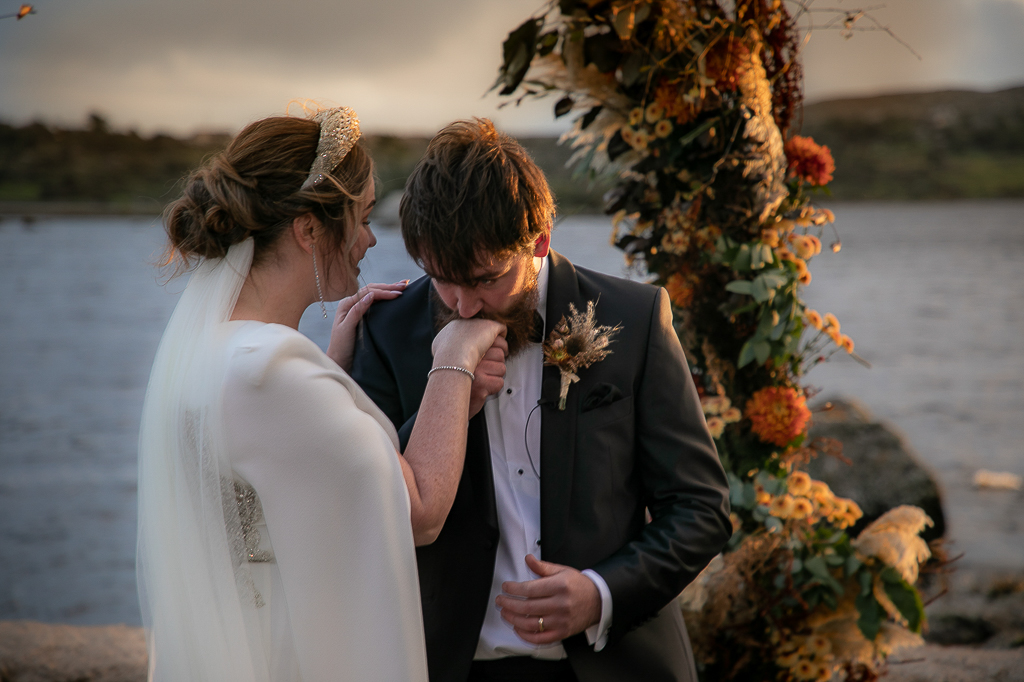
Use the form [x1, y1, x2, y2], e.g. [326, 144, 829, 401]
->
[352, 119, 732, 682]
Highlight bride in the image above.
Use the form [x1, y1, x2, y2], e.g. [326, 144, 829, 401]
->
[137, 107, 506, 681]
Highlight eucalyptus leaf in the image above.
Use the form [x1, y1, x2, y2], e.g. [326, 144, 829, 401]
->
[738, 339, 756, 368]
[751, 277, 770, 303]
[804, 556, 831, 581]
[790, 557, 803, 574]
[769, 317, 788, 341]
[856, 592, 883, 640]
[734, 244, 751, 271]
[753, 340, 771, 365]
[859, 568, 873, 595]
[845, 555, 863, 576]
[725, 280, 753, 295]
[883, 578, 925, 633]
[765, 516, 784, 534]
[825, 553, 846, 567]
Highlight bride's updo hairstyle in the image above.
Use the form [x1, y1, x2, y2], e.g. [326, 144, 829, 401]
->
[164, 115, 372, 273]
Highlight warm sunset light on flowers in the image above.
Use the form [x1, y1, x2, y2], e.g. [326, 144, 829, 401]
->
[805, 309, 823, 330]
[494, 3, 929, 679]
[785, 135, 836, 187]
[666, 271, 696, 308]
[787, 471, 812, 496]
[746, 387, 812, 447]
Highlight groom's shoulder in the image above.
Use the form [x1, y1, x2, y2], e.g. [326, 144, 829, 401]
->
[569, 261, 663, 320]
[362, 274, 432, 329]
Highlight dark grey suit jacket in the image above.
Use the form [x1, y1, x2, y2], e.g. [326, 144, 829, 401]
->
[351, 250, 731, 682]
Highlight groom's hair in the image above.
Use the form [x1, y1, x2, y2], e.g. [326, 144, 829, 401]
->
[399, 118, 554, 284]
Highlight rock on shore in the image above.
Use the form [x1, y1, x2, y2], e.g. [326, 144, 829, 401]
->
[0, 621, 145, 682]
[806, 398, 946, 540]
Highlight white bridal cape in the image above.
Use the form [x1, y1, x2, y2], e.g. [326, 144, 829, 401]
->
[137, 239, 428, 681]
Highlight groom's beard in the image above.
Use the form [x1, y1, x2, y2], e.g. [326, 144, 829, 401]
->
[432, 279, 540, 359]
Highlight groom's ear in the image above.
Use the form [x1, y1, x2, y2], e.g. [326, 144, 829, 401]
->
[533, 229, 551, 258]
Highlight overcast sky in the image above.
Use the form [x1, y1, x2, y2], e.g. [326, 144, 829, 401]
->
[1, 0, 1023, 136]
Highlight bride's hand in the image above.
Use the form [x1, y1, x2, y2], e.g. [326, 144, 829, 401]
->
[431, 319, 507, 377]
[327, 281, 408, 372]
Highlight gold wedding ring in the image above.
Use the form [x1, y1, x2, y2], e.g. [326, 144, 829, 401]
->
[538, 617, 545, 633]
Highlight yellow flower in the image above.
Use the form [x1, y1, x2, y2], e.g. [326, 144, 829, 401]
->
[730, 512, 742, 533]
[756, 490, 772, 505]
[812, 662, 834, 682]
[823, 313, 840, 332]
[787, 471, 812, 496]
[776, 218, 796, 233]
[792, 234, 816, 260]
[807, 635, 832, 656]
[660, 229, 689, 254]
[645, 101, 665, 123]
[722, 406, 742, 423]
[791, 497, 814, 520]
[809, 480, 832, 503]
[805, 309, 823, 330]
[632, 128, 650, 151]
[620, 126, 636, 147]
[825, 326, 842, 345]
[807, 234, 823, 255]
[795, 258, 812, 285]
[761, 227, 780, 248]
[701, 395, 729, 415]
[654, 118, 673, 138]
[706, 416, 725, 439]
[769, 494, 796, 519]
[820, 208, 836, 224]
[628, 107, 643, 126]
[845, 499, 863, 521]
[815, 496, 836, 519]
[793, 660, 817, 680]
[839, 334, 855, 353]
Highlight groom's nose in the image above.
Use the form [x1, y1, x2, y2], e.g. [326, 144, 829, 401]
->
[454, 288, 484, 318]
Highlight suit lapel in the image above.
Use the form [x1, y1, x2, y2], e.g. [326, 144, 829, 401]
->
[540, 250, 584, 560]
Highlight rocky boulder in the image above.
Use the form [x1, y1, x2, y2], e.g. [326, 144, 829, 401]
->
[0, 621, 146, 682]
[805, 398, 946, 541]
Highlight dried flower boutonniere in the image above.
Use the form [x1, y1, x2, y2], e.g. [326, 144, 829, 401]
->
[543, 300, 621, 410]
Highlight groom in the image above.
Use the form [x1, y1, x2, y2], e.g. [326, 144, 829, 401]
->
[352, 119, 731, 682]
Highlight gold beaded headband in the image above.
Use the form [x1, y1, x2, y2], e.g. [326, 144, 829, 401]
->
[301, 107, 361, 190]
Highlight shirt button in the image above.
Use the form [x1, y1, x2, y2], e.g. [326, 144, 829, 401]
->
[518, 469, 524, 475]
[506, 388, 513, 395]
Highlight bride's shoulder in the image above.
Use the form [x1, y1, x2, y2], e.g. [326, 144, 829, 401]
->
[224, 322, 330, 389]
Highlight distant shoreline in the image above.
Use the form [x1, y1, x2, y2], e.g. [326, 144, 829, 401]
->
[0, 201, 162, 218]
[4, 197, 1024, 221]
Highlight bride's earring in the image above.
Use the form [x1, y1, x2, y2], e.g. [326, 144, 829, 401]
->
[311, 245, 328, 319]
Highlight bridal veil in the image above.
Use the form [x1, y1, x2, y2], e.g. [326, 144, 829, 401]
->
[137, 239, 270, 681]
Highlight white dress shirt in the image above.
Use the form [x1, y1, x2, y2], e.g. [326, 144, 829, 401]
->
[473, 255, 613, 661]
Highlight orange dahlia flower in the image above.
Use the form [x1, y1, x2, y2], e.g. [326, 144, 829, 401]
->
[745, 386, 812, 447]
[784, 135, 835, 187]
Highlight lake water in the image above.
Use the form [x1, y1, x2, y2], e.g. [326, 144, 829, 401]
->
[1, 201, 1022, 626]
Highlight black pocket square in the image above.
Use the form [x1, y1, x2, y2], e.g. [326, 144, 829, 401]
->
[582, 383, 624, 412]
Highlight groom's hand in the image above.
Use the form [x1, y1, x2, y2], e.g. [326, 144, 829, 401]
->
[495, 554, 601, 644]
[468, 337, 507, 418]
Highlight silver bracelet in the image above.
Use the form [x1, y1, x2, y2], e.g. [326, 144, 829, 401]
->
[427, 365, 476, 382]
